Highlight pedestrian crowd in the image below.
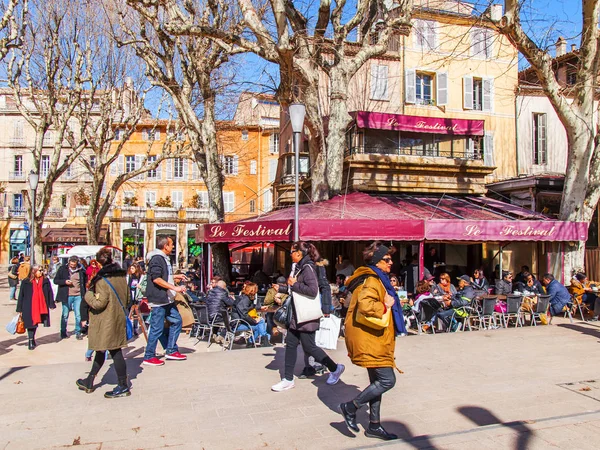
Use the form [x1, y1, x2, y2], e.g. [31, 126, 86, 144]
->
[5, 242, 597, 440]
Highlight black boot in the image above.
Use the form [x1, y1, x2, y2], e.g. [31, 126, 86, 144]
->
[365, 423, 398, 441]
[340, 402, 359, 432]
[104, 376, 131, 398]
[76, 375, 96, 393]
[28, 339, 35, 350]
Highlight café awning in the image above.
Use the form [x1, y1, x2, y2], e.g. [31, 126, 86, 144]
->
[42, 225, 108, 244]
[351, 111, 485, 136]
[199, 192, 588, 244]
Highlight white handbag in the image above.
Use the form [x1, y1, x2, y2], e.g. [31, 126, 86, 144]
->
[292, 264, 323, 324]
[316, 315, 342, 350]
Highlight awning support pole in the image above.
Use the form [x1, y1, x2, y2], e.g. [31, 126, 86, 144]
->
[419, 241, 425, 280]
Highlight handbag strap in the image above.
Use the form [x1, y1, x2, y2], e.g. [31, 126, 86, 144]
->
[102, 277, 128, 318]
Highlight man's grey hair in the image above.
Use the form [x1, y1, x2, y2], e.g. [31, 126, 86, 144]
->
[156, 235, 172, 250]
[69, 256, 79, 263]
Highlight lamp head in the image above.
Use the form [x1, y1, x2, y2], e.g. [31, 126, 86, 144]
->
[28, 171, 39, 190]
[289, 103, 306, 133]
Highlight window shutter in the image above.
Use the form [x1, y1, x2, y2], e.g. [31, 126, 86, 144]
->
[428, 21, 437, 50]
[263, 190, 273, 212]
[378, 65, 389, 100]
[250, 160, 257, 175]
[463, 76, 474, 110]
[110, 159, 117, 176]
[483, 132, 495, 166]
[233, 155, 239, 175]
[405, 69, 416, 104]
[413, 19, 423, 48]
[134, 155, 143, 180]
[483, 78, 493, 112]
[156, 160, 162, 180]
[436, 72, 448, 106]
[370, 63, 379, 99]
[471, 29, 481, 56]
[118, 155, 124, 175]
[166, 159, 172, 180]
[268, 159, 277, 182]
[182, 159, 188, 180]
[192, 161, 199, 180]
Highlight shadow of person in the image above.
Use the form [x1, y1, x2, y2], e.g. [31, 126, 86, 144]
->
[458, 405, 533, 450]
[87, 354, 145, 389]
[558, 323, 600, 340]
[0, 334, 29, 356]
[263, 346, 286, 377]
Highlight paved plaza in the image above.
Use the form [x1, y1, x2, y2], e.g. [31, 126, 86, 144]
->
[2, 279, 600, 449]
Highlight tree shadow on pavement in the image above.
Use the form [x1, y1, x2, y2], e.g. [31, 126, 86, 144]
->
[0, 366, 27, 382]
[458, 406, 533, 450]
[0, 334, 28, 356]
[557, 323, 600, 340]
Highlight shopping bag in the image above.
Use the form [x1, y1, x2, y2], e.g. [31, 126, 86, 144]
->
[292, 291, 323, 324]
[175, 293, 195, 328]
[16, 315, 25, 334]
[315, 315, 342, 350]
[6, 314, 19, 335]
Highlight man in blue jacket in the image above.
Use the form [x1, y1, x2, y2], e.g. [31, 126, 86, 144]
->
[542, 273, 571, 316]
[143, 236, 188, 366]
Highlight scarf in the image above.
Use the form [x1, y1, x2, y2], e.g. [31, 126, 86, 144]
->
[440, 282, 452, 294]
[368, 265, 408, 336]
[31, 278, 48, 325]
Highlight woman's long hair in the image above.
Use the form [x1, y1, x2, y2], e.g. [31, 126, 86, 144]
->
[28, 264, 43, 282]
[291, 241, 319, 262]
[241, 281, 258, 299]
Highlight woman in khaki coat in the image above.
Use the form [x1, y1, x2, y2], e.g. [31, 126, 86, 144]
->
[76, 247, 130, 399]
[340, 241, 398, 441]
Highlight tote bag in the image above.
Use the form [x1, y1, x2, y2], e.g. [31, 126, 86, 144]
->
[315, 315, 342, 350]
[293, 291, 323, 324]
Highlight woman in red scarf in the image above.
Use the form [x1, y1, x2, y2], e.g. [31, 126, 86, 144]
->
[16, 265, 55, 350]
[86, 260, 101, 288]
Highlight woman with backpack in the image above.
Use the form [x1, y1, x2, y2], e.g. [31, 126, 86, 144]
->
[8, 256, 19, 301]
[271, 241, 345, 392]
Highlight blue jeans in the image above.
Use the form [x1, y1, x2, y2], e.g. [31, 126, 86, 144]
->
[9, 285, 17, 300]
[236, 319, 268, 343]
[61, 295, 82, 334]
[144, 303, 182, 359]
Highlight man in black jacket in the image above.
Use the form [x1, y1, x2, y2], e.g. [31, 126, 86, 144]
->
[143, 236, 188, 366]
[54, 256, 87, 339]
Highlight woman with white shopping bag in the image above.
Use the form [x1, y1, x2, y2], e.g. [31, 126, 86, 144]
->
[271, 241, 345, 392]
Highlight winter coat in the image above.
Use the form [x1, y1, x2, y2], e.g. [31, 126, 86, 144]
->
[145, 250, 172, 306]
[546, 279, 571, 315]
[495, 279, 513, 296]
[344, 266, 395, 368]
[206, 286, 234, 319]
[84, 263, 129, 351]
[8, 263, 19, 287]
[16, 277, 55, 329]
[54, 264, 87, 303]
[17, 262, 30, 280]
[472, 276, 489, 292]
[231, 294, 258, 326]
[289, 255, 320, 332]
[568, 279, 591, 304]
[316, 259, 333, 314]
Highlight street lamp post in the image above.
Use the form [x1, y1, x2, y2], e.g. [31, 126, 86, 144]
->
[289, 103, 306, 242]
[28, 171, 39, 266]
[133, 214, 141, 259]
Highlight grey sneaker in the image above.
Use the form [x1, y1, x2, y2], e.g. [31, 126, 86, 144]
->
[326, 364, 345, 385]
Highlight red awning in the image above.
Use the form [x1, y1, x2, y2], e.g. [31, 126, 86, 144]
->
[199, 193, 587, 243]
[352, 111, 485, 136]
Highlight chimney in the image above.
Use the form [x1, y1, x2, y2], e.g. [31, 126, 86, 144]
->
[556, 37, 567, 57]
[490, 4, 503, 21]
[571, 44, 577, 52]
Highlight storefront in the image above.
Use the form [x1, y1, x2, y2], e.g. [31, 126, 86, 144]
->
[41, 225, 108, 264]
[197, 192, 587, 284]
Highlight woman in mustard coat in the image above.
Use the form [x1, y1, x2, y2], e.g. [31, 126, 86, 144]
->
[340, 241, 398, 441]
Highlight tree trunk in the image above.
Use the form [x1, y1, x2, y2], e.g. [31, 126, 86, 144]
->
[326, 68, 352, 196]
[211, 243, 231, 284]
[86, 214, 100, 246]
[303, 86, 329, 202]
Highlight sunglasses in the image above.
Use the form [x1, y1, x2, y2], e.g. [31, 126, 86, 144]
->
[381, 257, 392, 263]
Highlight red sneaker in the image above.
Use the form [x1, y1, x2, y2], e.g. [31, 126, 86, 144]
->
[143, 357, 165, 366]
[165, 351, 187, 361]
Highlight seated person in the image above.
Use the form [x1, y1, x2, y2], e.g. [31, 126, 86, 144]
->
[436, 273, 457, 298]
[412, 280, 441, 331]
[232, 282, 271, 347]
[390, 274, 403, 293]
[261, 276, 288, 335]
[514, 265, 530, 285]
[542, 273, 571, 316]
[206, 280, 235, 343]
[436, 275, 474, 331]
[569, 272, 600, 319]
[471, 268, 489, 293]
[335, 274, 347, 293]
[495, 271, 513, 296]
[517, 272, 544, 295]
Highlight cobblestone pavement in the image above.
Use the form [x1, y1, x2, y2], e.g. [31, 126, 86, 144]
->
[2, 274, 600, 449]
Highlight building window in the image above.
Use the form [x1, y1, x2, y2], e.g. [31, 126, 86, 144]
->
[241, 130, 248, 141]
[413, 19, 436, 50]
[263, 190, 273, 212]
[223, 192, 234, 213]
[143, 128, 160, 141]
[13, 193, 23, 209]
[416, 73, 433, 105]
[89, 155, 96, 169]
[41, 155, 50, 178]
[114, 128, 124, 141]
[14, 155, 22, 177]
[533, 113, 547, 165]
[125, 155, 136, 173]
[472, 28, 493, 58]
[196, 191, 209, 209]
[269, 133, 280, 153]
[172, 191, 183, 209]
[123, 191, 134, 204]
[249, 199, 256, 213]
[249, 160, 257, 175]
[370, 64, 389, 101]
[146, 156, 158, 179]
[12, 120, 24, 145]
[566, 71, 577, 86]
[463, 76, 493, 111]
[473, 78, 483, 110]
[43, 131, 54, 147]
[145, 191, 156, 207]
[223, 155, 238, 175]
[173, 157, 184, 179]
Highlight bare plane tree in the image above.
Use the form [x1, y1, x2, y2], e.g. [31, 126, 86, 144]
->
[113, 0, 247, 280]
[495, 0, 600, 276]
[6, 0, 90, 262]
[0, 0, 26, 61]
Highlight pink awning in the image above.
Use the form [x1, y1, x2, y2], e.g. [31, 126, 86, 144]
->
[353, 111, 485, 136]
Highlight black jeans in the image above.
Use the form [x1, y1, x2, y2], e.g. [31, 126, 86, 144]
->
[284, 329, 337, 381]
[353, 367, 396, 423]
[89, 348, 127, 380]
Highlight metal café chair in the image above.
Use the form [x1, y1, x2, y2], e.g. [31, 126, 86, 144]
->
[531, 295, 550, 326]
[501, 295, 523, 328]
[476, 297, 498, 330]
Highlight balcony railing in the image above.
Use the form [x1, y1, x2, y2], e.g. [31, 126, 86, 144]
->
[345, 146, 484, 160]
[9, 171, 25, 181]
[45, 207, 68, 219]
[9, 207, 26, 218]
[155, 207, 179, 219]
[185, 208, 209, 220]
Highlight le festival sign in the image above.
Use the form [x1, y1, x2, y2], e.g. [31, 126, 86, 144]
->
[203, 220, 293, 243]
[425, 220, 588, 242]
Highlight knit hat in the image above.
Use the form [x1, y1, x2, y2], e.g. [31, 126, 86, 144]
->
[275, 276, 286, 284]
[371, 245, 390, 265]
[457, 275, 471, 283]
